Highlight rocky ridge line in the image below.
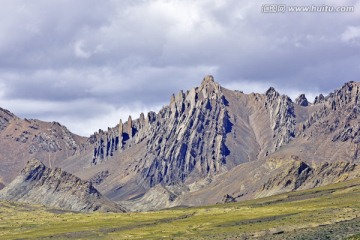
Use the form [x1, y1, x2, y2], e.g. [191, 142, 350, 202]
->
[0, 159, 126, 212]
[300, 82, 360, 136]
[0, 107, 17, 131]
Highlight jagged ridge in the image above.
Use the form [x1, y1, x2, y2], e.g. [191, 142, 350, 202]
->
[0, 159, 126, 212]
[56, 77, 360, 209]
[90, 76, 232, 186]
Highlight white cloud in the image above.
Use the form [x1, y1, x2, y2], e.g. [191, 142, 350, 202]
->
[341, 26, 360, 43]
[0, 0, 359, 136]
[74, 41, 92, 58]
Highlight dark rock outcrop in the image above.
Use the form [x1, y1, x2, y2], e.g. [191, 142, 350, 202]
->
[221, 194, 237, 203]
[91, 112, 153, 165]
[89, 170, 110, 185]
[295, 94, 309, 106]
[314, 94, 325, 104]
[0, 159, 126, 212]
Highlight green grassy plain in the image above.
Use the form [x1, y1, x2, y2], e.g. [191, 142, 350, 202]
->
[2, 179, 360, 239]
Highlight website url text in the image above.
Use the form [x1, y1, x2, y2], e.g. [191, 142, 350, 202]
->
[262, 5, 355, 13]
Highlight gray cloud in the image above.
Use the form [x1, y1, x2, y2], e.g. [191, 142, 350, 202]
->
[0, 0, 359, 136]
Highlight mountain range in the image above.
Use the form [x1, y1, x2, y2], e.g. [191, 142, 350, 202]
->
[1, 75, 360, 212]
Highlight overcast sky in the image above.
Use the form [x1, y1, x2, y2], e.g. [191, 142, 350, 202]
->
[1, 0, 360, 136]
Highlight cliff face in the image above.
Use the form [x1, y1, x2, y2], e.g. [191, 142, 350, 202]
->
[140, 76, 232, 186]
[265, 87, 296, 152]
[326, 82, 360, 146]
[0, 159, 125, 213]
[83, 76, 307, 201]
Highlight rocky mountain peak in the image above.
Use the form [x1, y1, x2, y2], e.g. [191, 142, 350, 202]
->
[199, 75, 221, 98]
[265, 87, 280, 100]
[89, 76, 301, 191]
[342, 81, 355, 91]
[201, 75, 215, 85]
[295, 94, 309, 106]
[300, 81, 360, 142]
[21, 159, 46, 181]
[314, 94, 325, 104]
[91, 75, 226, 167]
[263, 87, 296, 151]
[327, 81, 360, 110]
[140, 77, 231, 186]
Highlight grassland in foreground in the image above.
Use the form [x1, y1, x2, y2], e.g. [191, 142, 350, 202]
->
[2, 178, 360, 239]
